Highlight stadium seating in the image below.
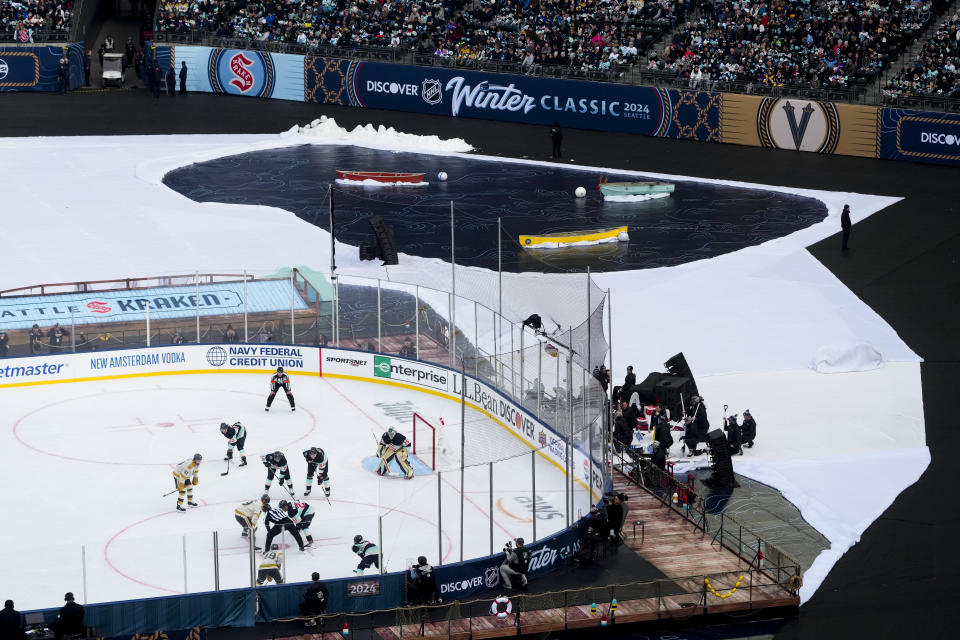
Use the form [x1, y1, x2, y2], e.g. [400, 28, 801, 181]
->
[884, 11, 960, 99]
[1, 0, 73, 41]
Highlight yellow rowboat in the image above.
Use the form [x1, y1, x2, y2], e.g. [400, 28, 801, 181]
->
[519, 226, 629, 249]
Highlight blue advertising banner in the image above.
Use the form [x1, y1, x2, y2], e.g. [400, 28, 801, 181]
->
[880, 108, 960, 166]
[0, 43, 84, 92]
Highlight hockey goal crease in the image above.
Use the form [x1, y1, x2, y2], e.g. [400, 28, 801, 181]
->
[412, 413, 461, 471]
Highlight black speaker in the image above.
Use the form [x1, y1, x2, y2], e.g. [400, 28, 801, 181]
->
[369, 215, 399, 265]
[704, 429, 738, 489]
[653, 375, 692, 419]
[664, 352, 699, 397]
[629, 372, 663, 406]
[359, 242, 377, 261]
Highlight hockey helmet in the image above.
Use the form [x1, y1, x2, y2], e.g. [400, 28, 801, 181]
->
[261, 493, 270, 503]
[276, 366, 284, 373]
[353, 534, 363, 544]
[387, 427, 396, 436]
[271, 544, 279, 550]
[220, 422, 229, 430]
[278, 500, 289, 509]
[193, 453, 203, 462]
[309, 447, 319, 457]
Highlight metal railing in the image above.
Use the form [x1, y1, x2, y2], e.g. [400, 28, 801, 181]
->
[271, 567, 799, 637]
[1, 29, 70, 43]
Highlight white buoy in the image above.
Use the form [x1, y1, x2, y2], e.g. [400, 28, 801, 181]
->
[618, 231, 629, 242]
[438, 171, 448, 181]
[575, 186, 586, 198]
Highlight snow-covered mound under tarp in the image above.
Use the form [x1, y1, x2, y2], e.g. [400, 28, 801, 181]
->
[810, 343, 884, 373]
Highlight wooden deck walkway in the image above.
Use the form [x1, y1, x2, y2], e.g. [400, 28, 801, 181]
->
[277, 470, 799, 639]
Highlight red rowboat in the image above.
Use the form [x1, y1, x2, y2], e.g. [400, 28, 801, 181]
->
[336, 170, 426, 183]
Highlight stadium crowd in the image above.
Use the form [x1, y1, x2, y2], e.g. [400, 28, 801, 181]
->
[646, 0, 942, 89]
[883, 10, 960, 99]
[2, 0, 73, 41]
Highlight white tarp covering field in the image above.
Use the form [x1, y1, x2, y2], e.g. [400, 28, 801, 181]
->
[0, 119, 927, 604]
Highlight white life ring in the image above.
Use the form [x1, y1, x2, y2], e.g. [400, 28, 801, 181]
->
[490, 596, 512, 619]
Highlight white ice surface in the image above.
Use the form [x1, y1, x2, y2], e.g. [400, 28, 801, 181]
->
[0, 374, 577, 609]
[0, 122, 928, 605]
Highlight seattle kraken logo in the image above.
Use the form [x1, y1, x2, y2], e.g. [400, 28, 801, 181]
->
[782, 101, 815, 150]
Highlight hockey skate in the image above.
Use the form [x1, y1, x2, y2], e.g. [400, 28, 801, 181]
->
[304, 487, 311, 496]
[304, 538, 314, 548]
[291, 406, 296, 412]
[188, 501, 199, 507]
[324, 487, 331, 497]
[176, 505, 186, 512]
[238, 458, 248, 467]
[264, 406, 270, 412]
[353, 569, 364, 575]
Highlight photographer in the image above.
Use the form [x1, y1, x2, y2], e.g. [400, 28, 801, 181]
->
[605, 493, 628, 545]
[499, 538, 530, 591]
[53, 592, 84, 640]
[574, 506, 608, 565]
[299, 572, 329, 627]
[592, 364, 610, 392]
[408, 556, 437, 605]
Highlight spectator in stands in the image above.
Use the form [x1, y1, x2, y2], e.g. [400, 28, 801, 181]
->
[77, 332, 89, 352]
[741, 409, 757, 448]
[0, 599, 25, 640]
[407, 556, 436, 604]
[592, 363, 610, 391]
[224, 324, 239, 343]
[172, 329, 184, 344]
[398, 337, 416, 358]
[884, 11, 960, 99]
[179, 61, 188, 95]
[29, 324, 43, 354]
[53, 592, 84, 640]
[299, 571, 329, 626]
[0, 328, 8, 357]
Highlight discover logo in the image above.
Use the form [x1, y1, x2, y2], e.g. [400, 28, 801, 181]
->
[920, 132, 960, 146]
[367, 80, 419, 96]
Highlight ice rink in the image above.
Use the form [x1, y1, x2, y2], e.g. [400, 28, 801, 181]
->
[2, 371, 580, 609]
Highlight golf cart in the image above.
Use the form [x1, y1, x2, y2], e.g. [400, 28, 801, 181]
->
[102, 52, 125, 88]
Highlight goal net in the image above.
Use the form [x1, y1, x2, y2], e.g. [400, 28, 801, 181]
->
[412, 412, 461, 471]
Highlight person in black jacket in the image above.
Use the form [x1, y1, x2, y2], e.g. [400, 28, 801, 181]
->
[165, 66, 176, 97]
[151, 62, 162, 98]
[841, 204, 852, 250]
[575, 506, 608, 564]
[0, 600, 25, 640]
[652, 405, 673, 452]
[613, 401, 635, 454]
[300, 572, 329, 626]
[605, 493, 628, 545]
[550, 122, 563, 158]
[725, 415, 743, 456]
[681, 396, 709, 455]
[408, 556, 437, 604]
[0, 329, 9, 357]
[54, 592, 84, 639]
[741, 410, 756, 448]
[179, 61, 188, 95]
[620, 366, 636, 402]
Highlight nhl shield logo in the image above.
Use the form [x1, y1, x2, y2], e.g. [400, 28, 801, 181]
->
[484, 566, 501, 588]
[422, 79, 442, 105]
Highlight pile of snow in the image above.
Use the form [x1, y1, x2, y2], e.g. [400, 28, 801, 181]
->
[297, 115, 474, 152]
[810, 343, 884, 373]
[335, 178, 429, 187]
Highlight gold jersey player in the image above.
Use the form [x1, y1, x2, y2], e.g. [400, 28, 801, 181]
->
[172, 453, 202, 512]
[377, 427, 414, 479]
[265, 366, 295, 411]
[256, 544, 284, 585]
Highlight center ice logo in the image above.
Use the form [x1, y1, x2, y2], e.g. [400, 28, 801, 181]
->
[229, 53, 255, 92]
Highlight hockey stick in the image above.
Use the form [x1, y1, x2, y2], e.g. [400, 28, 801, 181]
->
[162, 489, 178, 497]
[221, 457, 231, 477]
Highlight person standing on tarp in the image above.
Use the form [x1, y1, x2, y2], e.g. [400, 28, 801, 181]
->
[151, 62, 162, 98]
[83, 50, 91, 86]
[550, 122, 563, 159]
[841, 204, 852, 251]
[179, 61, 188, 95]
[166, 66, 176, 97]
[58, 56, 70, 94]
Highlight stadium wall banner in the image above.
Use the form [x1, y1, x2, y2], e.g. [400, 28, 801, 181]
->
[879, 108, 960, 165]
[0, 43, 84, 92]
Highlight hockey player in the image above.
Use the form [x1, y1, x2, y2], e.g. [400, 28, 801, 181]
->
[262, 451, 295, 496]
[352, 535, 380, 575]
[302, 447, 330, 497]
[256, 544, 284, 585]
[171, 453, 202, 512]
[235, 493, 271, 546]
[283, 499, 316, 547]
[263, 501, 305, 552]
[265, 366, 295, 411]
[377, 427, 414, 479]
[220, 421, 248, 466]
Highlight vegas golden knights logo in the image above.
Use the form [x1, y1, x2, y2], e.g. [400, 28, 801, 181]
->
[757, 99, 839, 153]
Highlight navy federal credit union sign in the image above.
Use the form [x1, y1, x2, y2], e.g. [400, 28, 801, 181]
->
[340, 61, 673, 136]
